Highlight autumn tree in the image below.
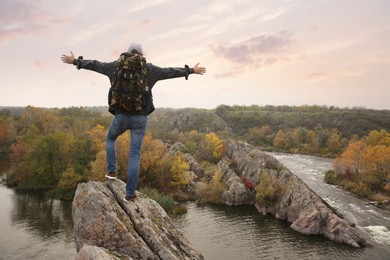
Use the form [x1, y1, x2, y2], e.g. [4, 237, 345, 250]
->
[197, 132, 225, 163]
[255, 170, 288, 206]
[360, 145, 390, 190]
[0, 119, 7, 146]
[138, 134, 171, 191]
[247, 125, 273, 146]
[196, 170, 225, 204]
[326, 129, 344, 155]
[333, 140, 367, 179]
[290, 127, 304, 149]
[90, 150, 107, 181]
[183, 130, 201, 155]
[332, 129, 390, 198]
[273, 130, 288, 150]
[114, 132, 131, 180]
[365, 129, 390, 146]
[170, 152, 190, 191]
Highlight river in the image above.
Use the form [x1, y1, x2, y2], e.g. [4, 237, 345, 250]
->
[0, 153, 389, 259]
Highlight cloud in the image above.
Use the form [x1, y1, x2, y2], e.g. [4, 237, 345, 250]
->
[127, 0, 171, 13]
[0, 0, 71, 43]
[67, 21, 120, 45]
[305, 70, 365, 83]
[34, 60, 51, 69]
[306, 72, 330, 82]
[211, 31, 294, 66]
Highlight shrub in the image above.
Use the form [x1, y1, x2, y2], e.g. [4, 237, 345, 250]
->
[140, 187, 175, 213]
[255, 170, 288, 206]
[48, 188, 76, 200]
[384, 183, 390, 194]
[58, 168, 85, 189]
[172, 203, 188, 215]
[196, 170, 225, 204]
[351, 182, 371, 197]
[368, 193, 390, 202]
[241, 177, 254, 190]
[324, 170, 339, 185]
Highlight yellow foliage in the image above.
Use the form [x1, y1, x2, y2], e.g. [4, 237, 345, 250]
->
[86, 124, 107, 153]
[326, 129, 342, 154]
[140, 134, 167, 174]
[170, 152, 190, 190]
[204, 132, 225, 162]
[116, 132, 131, 178]
[273, 130, 287, 149]
[384, 183, 390, 194]
[58, 168, 84, 189]
[333, 129, 390, 195]
[334, 140, 367, 176]
[255, 170, 288, 206]
[138, 133, 173, 191]
[0, 120, 7, 144]
[90, 150, 107, 181]
[196, 170, 225, 204]
[365, 129, 390, 146]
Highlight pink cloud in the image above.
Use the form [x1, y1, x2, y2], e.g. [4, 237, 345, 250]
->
[141, 19, 152, 27]
[34, 60, 51, 69]
[0, 0, 71, 43]
[211, 31, 294, 65]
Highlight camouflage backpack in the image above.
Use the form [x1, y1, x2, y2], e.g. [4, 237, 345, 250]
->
[108, 52, 151, 115]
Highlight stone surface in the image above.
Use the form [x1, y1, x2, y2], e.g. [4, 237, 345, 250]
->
[76, 245, 133, 260]
[72, 180, 203, 260]
[218, 139, 367, 248]
[167, 142, 205, 180]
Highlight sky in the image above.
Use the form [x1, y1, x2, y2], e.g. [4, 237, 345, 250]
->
[0, 0, 389, 110]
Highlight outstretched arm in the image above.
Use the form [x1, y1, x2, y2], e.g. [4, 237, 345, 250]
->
[61, 51, 75, 64]
[193, 63, 206, 75]
[60, 51, 116, 77]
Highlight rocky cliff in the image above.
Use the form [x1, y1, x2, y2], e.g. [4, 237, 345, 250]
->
[170, 139, 367, 248]
[216, 139, 367, 248]
[72, 180, 203, 260]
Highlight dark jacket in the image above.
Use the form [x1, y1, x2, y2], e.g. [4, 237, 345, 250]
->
[74, 58, 194, 115]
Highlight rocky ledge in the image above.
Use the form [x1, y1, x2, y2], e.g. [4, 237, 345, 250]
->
[72, 180, 203, 260]
[170, 139, 368, 248]
[216, 139, 368, 248]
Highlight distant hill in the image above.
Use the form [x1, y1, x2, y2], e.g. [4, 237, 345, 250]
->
[0, 106, 25, 116]
[147, 105, 390, 139]
[2, 105, 389, 139]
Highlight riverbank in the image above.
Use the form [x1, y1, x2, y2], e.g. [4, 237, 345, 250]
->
[1, 181, 389, 260]
[270, 152, 390, 253]
[1, 153, 390, 259]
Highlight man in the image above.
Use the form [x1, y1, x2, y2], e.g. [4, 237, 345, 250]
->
[61, 42, 206, 202]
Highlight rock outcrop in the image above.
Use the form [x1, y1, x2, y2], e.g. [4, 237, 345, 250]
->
[72, 180, 203, 259]
[215, 139, 367, 248]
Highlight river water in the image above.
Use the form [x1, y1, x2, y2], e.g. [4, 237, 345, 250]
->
[0, 153, 389, 259]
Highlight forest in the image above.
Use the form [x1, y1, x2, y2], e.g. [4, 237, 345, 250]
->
[0, 105, 389, 208]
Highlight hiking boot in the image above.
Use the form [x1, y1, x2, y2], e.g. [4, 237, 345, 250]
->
[124, 193, 137, 202]
[105, 172, 117, 180]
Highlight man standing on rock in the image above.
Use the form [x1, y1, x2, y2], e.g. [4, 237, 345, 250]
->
[61, 42, 206, 202]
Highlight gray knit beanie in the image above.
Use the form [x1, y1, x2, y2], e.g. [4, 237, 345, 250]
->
[128, 42, 143, 55]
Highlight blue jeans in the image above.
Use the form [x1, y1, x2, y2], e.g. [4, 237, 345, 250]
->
[106, 114, 147, 196]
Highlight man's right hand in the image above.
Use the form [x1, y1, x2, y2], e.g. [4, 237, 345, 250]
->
[61, 51, 75, 64]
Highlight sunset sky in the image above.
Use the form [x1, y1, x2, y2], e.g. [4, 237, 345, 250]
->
[1, 0, 389, 110]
